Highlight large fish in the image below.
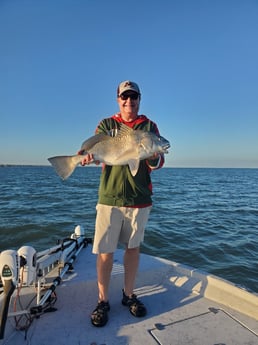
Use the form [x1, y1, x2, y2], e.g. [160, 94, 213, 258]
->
[48, 123, 170, 180]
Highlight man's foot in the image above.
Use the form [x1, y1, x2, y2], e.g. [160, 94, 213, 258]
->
[121, 289, 147, 317]
[91, 301, 110, 327]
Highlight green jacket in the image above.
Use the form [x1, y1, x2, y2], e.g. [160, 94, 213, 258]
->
[96, 114, 164, 207]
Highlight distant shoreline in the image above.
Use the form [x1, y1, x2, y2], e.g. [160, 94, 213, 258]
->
[0, 164, 49, 167]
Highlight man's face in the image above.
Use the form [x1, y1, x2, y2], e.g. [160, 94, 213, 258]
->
[117, 91, 140, 116]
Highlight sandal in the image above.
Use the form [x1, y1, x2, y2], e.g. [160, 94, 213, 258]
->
[91, 301, 110, 327]
[121, 289, 147, 317]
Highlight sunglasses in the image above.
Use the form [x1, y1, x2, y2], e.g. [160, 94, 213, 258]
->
[120, 92, 139, 100]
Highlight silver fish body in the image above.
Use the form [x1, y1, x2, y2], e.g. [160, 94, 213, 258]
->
[48, 124, 170, 180]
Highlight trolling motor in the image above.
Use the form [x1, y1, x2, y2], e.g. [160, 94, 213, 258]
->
[0, 250, 19, 339]
[0, 246, 36, 339]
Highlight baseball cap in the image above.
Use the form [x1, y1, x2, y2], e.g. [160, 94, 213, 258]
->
[117, 80, 141, 96]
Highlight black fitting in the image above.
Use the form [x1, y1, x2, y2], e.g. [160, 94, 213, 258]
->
[30, 305, 42, 315]
[53, 277, 61, 287]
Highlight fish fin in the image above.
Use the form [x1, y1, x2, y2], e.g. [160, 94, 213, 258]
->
[117, 123, 135, 136]
[48, 155, 82, 180]
[81, 133, 109, 151]
[128, 159, 140, 176]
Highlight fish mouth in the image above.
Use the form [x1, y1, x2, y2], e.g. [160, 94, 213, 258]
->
[162, 143, 170, 153]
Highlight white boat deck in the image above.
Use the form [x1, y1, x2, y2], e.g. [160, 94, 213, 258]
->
[1, 244, 258, 345]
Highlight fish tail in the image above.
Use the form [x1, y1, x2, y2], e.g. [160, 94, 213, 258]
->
[48, 155, 82, 180]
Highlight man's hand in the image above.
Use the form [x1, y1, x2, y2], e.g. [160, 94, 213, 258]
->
[77, 151, 100, 166]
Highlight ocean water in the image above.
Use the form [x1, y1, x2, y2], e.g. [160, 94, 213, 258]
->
[0, 166, 257, 293]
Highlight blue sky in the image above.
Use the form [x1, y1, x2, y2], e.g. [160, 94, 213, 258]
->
[1, 0, 258, 168]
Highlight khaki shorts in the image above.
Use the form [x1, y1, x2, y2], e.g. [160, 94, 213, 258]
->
[92, 204, 152, 254]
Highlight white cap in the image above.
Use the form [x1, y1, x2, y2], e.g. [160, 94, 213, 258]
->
[117, 80, 141, 96]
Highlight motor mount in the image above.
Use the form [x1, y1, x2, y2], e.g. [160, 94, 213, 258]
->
[18, 246, 36, 286]
[71, 225, 85, 239]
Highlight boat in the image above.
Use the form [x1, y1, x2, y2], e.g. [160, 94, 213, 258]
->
[0, 225, 257, 344]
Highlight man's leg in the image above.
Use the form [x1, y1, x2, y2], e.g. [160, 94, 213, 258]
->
[97, 252, 113, 302]
[91, 252, 113, 327]
[122, 246, 147, 317]
[123, 246, 139, 296]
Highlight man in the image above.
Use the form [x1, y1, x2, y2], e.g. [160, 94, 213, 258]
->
[80, 80, 165, 327]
